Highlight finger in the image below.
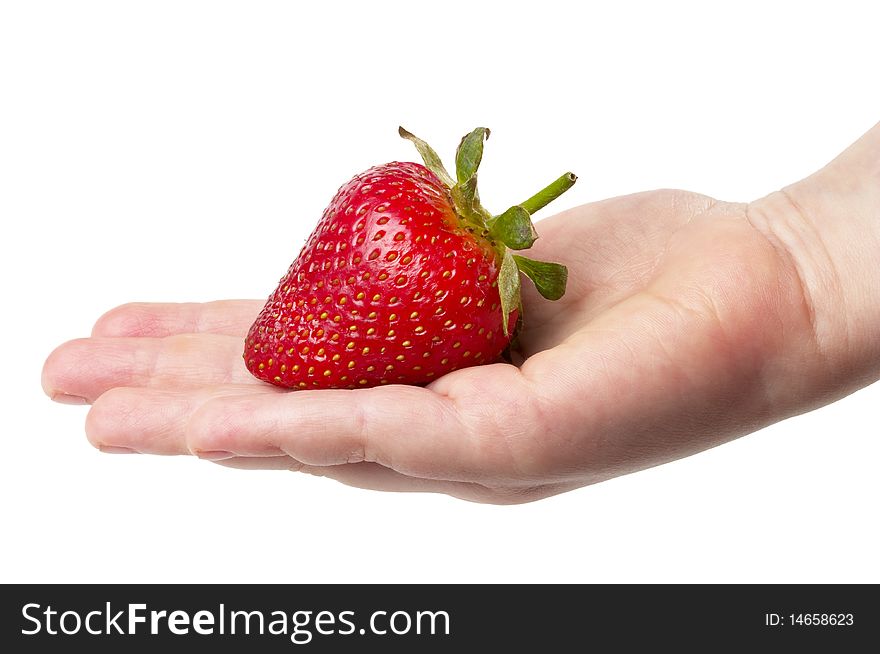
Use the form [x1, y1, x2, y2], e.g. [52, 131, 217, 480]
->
[43, 334, 257, 402]
[85, 385, 283, 454]
[86, 382, 530, 501]
[83, 380, 559, 503]
[84, 383, 517, 501]
[91, 300, 263, 338]
[184, 376, 526, 484]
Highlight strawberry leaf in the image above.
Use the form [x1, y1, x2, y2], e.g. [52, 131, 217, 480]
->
[490, 205, 538, 250]
[451, 128, 492, 227]
[498, 248, 521, 337]
[455, 127, 490, 184]
[451, 174, 480, 218]
[513, 255, 568, 300]
[398, 126, 455, 188]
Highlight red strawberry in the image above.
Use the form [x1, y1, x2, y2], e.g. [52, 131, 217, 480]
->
[244, 127, 575, 389]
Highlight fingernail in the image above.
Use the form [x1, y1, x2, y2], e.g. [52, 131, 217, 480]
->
[99, 445, 137, 454]
[52, 393, 89, 405]
[195, 450, 236, 461]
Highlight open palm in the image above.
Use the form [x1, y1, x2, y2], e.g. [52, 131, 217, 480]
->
[42, 190, 818, 503]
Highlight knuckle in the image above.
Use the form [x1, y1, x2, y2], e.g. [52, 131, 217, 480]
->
[454, 366, 547, 481]
[185, 398, 229, 452]
[186, 397, 255, 454]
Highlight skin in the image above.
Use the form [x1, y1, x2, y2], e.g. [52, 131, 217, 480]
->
[42, 122, 880, 504]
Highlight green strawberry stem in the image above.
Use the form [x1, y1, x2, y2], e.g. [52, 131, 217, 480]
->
[519, 172, 577, 215]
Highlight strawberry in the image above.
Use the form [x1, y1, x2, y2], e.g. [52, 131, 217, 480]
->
[244, 127, 575, 389]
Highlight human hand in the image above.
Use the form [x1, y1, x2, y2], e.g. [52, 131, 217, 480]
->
[42, 124, 880, 503]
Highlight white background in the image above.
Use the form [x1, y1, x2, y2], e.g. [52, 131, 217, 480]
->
[2, 1, 878, 583]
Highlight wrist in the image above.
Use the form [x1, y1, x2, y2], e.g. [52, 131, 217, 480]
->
[747, 124, 880, 392]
